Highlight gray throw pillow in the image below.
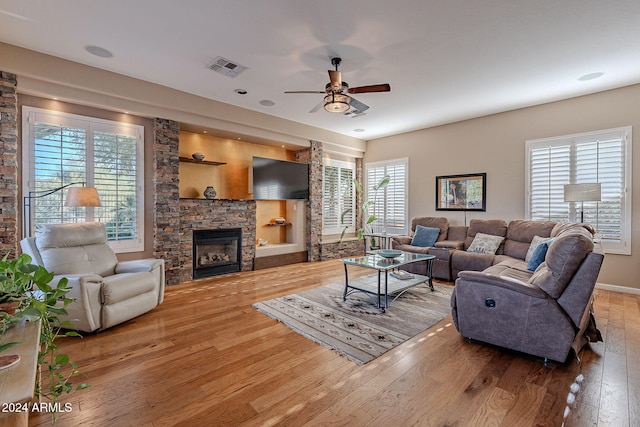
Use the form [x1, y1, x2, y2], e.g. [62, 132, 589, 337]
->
[467, 232, 504, 254]
[411, 225, 440, 247]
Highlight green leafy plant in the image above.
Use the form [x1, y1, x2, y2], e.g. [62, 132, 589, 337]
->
[340, 175, 390, 242]
[0, 253, 35, 304]
[1, 253, 35, 348]
[0, 253, 89, 424]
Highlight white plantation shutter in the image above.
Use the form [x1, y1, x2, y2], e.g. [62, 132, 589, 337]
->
[526, 127, 631, 254]
[93, 129, 140, 246]
[23, 107, 145, 253]
[365, 158, 408, 235]
[340, 167, 354, 228]
[322, 159, 355, 234]
[528, 144, 571, 222]
[30, 118, 88, 226]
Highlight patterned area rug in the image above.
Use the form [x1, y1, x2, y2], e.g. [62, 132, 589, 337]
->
[253, 280, 453, 364]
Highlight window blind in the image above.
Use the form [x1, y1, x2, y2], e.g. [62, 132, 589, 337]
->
[526, 127, 631, 254]
[322, 160, 355, 234]
[93, 130, 138, 242]
[23, 107, 145, 253]
[365, 158, 408, 235]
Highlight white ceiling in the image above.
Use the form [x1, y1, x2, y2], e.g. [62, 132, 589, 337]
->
[2, 0, 640, 141]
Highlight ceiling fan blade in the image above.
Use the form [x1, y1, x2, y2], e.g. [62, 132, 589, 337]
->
[348, 96, 369, 112]
[284, 91, 326, 94]
[344, 111, 367, 118]
[309, 99, 325, 113]
[328, 70, 342, 91]
[347, 83, 391, 94]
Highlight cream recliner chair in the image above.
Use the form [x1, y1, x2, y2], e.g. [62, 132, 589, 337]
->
[20, 222, 165, 332]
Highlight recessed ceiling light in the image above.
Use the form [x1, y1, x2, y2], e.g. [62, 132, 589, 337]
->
[235, 89, 248, 95]
[84, 45, 113, 58]
[354, 129, 365, 133]
[578, 72, 604, 81]
[52, 97, 58, 100]
[203, 131, 208, 134]
[259, 100, 275, 106]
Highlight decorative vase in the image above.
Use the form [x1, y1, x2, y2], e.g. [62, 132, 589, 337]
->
[192, 152, 205, 161]
[204, 186, 217, 199]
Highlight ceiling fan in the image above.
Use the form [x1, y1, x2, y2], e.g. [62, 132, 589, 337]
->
[284, 57, 390, 115]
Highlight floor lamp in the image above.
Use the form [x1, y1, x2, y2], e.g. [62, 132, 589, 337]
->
[23, 182, 101, 238]
[563, 183, 601, 223]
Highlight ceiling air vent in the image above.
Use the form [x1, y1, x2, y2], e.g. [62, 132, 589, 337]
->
[206, 56, 248, 78]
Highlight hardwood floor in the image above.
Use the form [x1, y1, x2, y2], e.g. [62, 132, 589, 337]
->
[29, 260, 639, 426]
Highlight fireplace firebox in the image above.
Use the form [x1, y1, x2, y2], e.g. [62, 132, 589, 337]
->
[193, 228, 242, 279]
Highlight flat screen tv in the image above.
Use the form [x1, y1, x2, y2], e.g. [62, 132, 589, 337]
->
[252, 156, 309, 200]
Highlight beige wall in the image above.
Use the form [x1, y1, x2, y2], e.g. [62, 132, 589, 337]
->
[366, 84, 640, 290]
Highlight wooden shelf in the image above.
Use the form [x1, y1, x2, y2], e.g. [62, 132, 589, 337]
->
[265, 223, 292, 227]
[179, 157, 226, 166]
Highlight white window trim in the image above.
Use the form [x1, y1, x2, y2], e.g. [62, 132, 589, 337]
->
[364, 157, 409, 236]
[22, 106, 145, 253]
[525, 126, 632, 255]
[322, 157, 356, 236]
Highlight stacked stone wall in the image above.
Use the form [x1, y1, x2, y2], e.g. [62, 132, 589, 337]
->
[0, 72, 18, 257]
[178, 199, 256, 283]
[296, 141, 322, 262]
[319, 239, 362, 260]
[153, 118, 181, 285]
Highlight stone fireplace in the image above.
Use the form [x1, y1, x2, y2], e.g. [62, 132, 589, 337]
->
[192, 228, 242, 279]
[151, 118, 322, 286]
[177, 198, 256, 284]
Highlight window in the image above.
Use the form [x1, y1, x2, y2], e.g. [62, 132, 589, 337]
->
[322, 158, 355, 235]
[22, 107, 145, 253]
[365, 158, 408, 235]
[525, 127, 631, 254]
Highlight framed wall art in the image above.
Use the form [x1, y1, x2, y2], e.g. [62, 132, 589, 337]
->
[436, 173, 486, 211]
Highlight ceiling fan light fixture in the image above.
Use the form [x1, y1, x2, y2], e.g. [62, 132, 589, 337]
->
[324, 93, 350, 113]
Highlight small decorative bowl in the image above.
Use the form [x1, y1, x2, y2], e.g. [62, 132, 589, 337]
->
[192, 152, 205, 161]
[378, 249, 402, 259]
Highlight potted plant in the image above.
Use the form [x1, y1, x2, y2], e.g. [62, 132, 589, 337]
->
[0, 253, 33, 315]
[0, 253, 89, 424]
[340, 175, 390, 244]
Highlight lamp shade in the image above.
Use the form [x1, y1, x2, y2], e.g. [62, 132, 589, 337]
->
[64, 187, 102, 207]
[324, 93, 350, 113]
[563, 183, 601, 202]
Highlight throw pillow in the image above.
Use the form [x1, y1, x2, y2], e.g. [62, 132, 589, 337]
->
[411, 225, 440, 247]
[467, 232, 505, 254]
[527, 239, 552, 271]
[525, 235, 547, 262]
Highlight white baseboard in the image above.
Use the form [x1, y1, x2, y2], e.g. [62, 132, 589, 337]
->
[595, 282, 640, 295]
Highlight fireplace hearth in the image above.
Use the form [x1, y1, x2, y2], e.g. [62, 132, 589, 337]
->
[193, 228, 242, 279]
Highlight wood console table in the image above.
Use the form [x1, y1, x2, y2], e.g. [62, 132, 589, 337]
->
[0, 319, 41, 427]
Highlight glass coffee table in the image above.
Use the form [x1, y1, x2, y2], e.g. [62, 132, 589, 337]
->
[341, 252, 435, 311]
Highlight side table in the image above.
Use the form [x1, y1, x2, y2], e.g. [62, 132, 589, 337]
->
[0, 319, 41, 427]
